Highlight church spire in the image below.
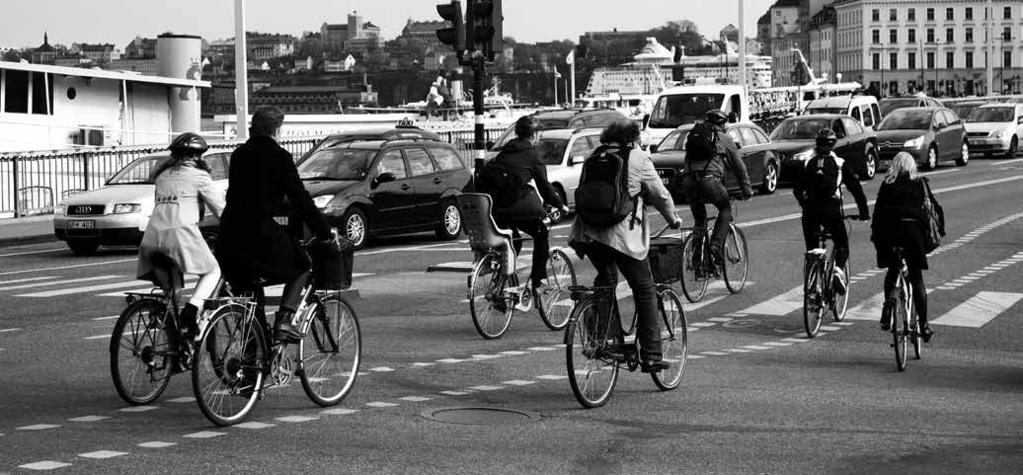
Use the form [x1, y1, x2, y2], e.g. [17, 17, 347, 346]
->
[44, 32, 49, 46]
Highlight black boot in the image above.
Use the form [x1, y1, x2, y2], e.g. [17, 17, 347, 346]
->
[273, 310, 305, 344]
[179, 303, 199, 339]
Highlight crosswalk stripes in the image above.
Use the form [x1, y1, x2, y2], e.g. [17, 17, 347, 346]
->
[931, 292, 1023, 328]
[0, 275, 121, 293]
[7, 273, 374, 298]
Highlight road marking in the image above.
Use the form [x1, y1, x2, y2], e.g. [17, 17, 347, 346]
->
[0, 276, 57, 285]
[0, 248, 64, 258]
[321, 408, 360, 415]
[467, 385, 504, 391]
[411, 362, 436, 367]
[166, 397, 195, 403]
[526, 346, 557, 352]
[686, 355, 706, 360]
[471, 354, 503, 360]
[991, 157, 1023, 165]
[440, 391, 470, 396]
[368, 366, 395, 372]
[500, 380, 536, 386]
[762, 341, 794, 347]
[735, 285, 803, 316]
[690, 322, 717, 327]
[699, 351, 729, 356]
[68, 415, 109, 422]
[366, 402, 399, 408]
[16, 424, 60, 430]
[118, 406, 158, 413]
[18, 461, 72, 470]
[398, 396, 435, 402]
[741, 345, 771, 350]
[932, 291, 1023, 328]
[499, 350, 528, 356]
[96, 276, 201, 297]
[78, 450, 128, 459]
[0, 274, 121, 292]
[819, 325, 842, 331]
[137, 441, 176, 448]
[781, 337, 810, 343]
[536, 374, 567, 380]
[0, 258, 136, 277]
[437, 358, 467, 364]
[183, 431, 225, 439]
[234, 422, 276, 429]
[17, 279, 174, 297]
[726, 348, 753, 353]
[92, 315, 120, 321]
[0, 328, 20, 333]
[707, 317, 734, 322]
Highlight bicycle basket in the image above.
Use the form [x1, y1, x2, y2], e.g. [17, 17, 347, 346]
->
[648, 236, 684, 284]
[310, 237, 355, 290]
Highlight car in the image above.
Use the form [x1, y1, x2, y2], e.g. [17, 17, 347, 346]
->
[879, 95, 943, 117]
[765, 114, 879, 184]
[54, 151, 231, 255]
[942, 99, 990, 122]
[803, 95, 883, 131]
[650, 122, 781, 201]
[487, 108, 627, 153]
[874, 107, 969, 170]
[296, 123, 442, 165]
[964, 103, 1023, 158]
[292, 138, 470, 250]
[526, 127, 604, 218]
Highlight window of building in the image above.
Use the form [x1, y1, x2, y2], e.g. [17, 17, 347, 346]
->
[926, 8, 935, 21]
[908, 52, 916, 69]
[966, 27, 973, 42]
[872, 9, 880, 22]
[946, 7, 954, 21]
[1005, 6, 1012, 19]
[965, 7, 973, 20]
[908, 29, 916, 43]
[946, 51, 955, 68]
[1005, 50, 1013, 68]
[890, 8, 897, 21]
[927, 52, 935, 69]
[4, 70, 29, 113]
[872, 53, 880, 70]
[31, 72, 53, 115]
[966, 51, 973, 68]
[890, 29, 898, 43]
[890, 52, 898, 70]
[872, 29, 880, 44]
[908, 8, 916, 21]
[1004, 27, 1012, 42]
[946, 28, 954, 42]
[927, 28, 935, 43]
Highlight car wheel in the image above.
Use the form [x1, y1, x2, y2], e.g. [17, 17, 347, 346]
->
[758, 160, 778, 194]
[434, 199, 462, 241]
[955, 142, 969, 167]
[863, 145, 877, 180]
[925, 145, 938, 170]
[1007, 136, 1018, 159]
[68, 240, 99, 256]
[341, 207, 368, 250]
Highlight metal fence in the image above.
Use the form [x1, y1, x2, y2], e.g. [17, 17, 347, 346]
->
[0, 126, 506, 218]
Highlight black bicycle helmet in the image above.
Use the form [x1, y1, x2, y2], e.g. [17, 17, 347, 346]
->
[705, 109, 728, 126]
[168, 132, 209, 156]
[815, 129, 838, 148]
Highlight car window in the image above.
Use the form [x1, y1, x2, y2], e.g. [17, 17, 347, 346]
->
[569, 136, 595, 161]
[832, 119, 847, 138]
[203, 153, 230, 180]
[851, 106, 862, 122]
[585, 135, 602, 149]
[770, 117, 832, 140]
[933, 112, 948, 129]
[843, 117, 865, 135]
[751, 127, 770, 144]
[376, 150, 408, 179]
[727, 128, 743, 146]
[738, 127, 758, 146]
[429, 147, 464, 171]
[535, 137, 569, 165]
[404, 148, 437, 177]
[871, 104, 882, 124]
[945, 110, 961, 126]
[860, 106, 874, 127]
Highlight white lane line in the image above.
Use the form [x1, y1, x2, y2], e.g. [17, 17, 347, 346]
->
[166, 397, 195, 403]
[690, 322, 718, 328]
[0, 258, 136, 277]
[992, 157, 1023, 165]
[68, 415, 109, 422]
[526, 346, 557, 352]
[762, 341, 794, 347]
[398, 396, 434, 402]
[0, 328, 20, 333]
[781, 337, 810, 343]
[16, 424, 60, 430]
[932, 291, 1023, 328]
[118, 406, 158, 413]
[411, 362, 436, 367]
[845, 293, 885, 321]
[91, 315, 120, 321]
[735, 285, 803, 316]
[726, 348, 753, 353]
[137, 441, 176, 448]
[471, 354, 503, 360]
[440, 391, 470, 396]
[84, 334, 111, 340]
[467, 385, 504, 391]
[18, 461, 72, 470]
[234, 422, 276, 429]
[436, 358, 467, 364]
[686, 355, 706, 360]
[0, 275, 122, 292]
[833, 322, 855, 326]
[536, 374, 567, 380]
[78, 450, 128, 459]
[17, 279, 172, 297]
[182, 431, 225, 439]
[707, 317, 734, 322]
[0, 276, 57, 285]
[366, 402, 399, 408]
[819, 325, 842, 331]
[741, 345, 772, 350]
[275, 415, 320, 423]
[499, 351, 529, 356]
[368, 366, 395, 372]
[0, 248, 64, 258]
[700, 351, 729, 356]
[321, 408, 360, 415]
[500, 380, 536, 386]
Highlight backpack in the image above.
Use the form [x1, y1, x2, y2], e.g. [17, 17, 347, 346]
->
[475, 159, 524, 208]
[574, 144, 639, 228]
[684, 121, 718, 165]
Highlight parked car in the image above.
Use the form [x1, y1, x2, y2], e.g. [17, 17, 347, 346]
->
[292, 138, 470, 249]
[296, 123, 442, 165]
[54, 151, 232, 255]
[650, 122, 781, 202]
[874, 107, 969, 170]
[766, 114, 879, 185]
[964, 104, 1023, 158]
[803, 94, 883, 130]
[487, 108, 626, 153]
[879, 95, 943, 117]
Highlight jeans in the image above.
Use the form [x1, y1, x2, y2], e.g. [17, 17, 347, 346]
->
[585, 242, 662, 360]
[884, 266, 928, 324]
[682, 173, 732, 256]
[802, 207, 849, 270]
[495, 217, 549, 287]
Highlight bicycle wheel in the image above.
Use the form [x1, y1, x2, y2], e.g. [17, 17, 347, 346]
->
[300, 294, 362, 406]
[803, 258, 825, 338]
[907, 283, 922, 360]
[565, 297, 621, 408]
[680, 233, 709, 303]
[110, 299, 175, 405]
[722, 226, 749, 294]
[536, 249, 577, 330]
[832, 261, 851, 322]
[891, 288, 908, 372]
[192, 304, 266, 426]
[651, 288, 688, 391]
[468, 254, 514, 339]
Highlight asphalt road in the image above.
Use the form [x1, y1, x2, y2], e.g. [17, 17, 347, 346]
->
[1, 156, 1022, 474]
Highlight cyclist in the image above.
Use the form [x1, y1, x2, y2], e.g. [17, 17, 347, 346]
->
[137, 132, 226, 339]
[569, 120, 683, 373]
[680, 109, 753, 267]
[215, 106, 334, 344]
[871, 152, 941, 342]
[793, 129, 870, 294]
[489, 115, 570, 291]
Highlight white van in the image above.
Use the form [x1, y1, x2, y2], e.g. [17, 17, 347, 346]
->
[645, 85, 752, 146]
[803, 95, 882, 130]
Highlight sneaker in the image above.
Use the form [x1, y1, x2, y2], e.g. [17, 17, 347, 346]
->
[920, 324, 934, 343]
[273, 311, 305, 344]
[641, 359, 671, 373]
[832, 267, 847, 294]
[879, 299, 894, 331]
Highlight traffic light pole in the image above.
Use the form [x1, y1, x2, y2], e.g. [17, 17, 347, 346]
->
[473, 58, 486, 171]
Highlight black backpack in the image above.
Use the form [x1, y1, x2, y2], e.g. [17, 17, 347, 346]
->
[476, 159, 524, 208]
[575, 144, 639, 228]
[684, 121, 718, 164]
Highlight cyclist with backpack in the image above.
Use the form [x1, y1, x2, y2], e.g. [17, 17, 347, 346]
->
[480, 115, 570, 290]
[679, 109, 753, 266]
[569, 120, 683, 373]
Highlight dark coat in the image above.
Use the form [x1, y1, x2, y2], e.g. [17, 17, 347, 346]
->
[871, 176, 939, 269]
[491, 138, 565, 221]
[216, 135, 331, 285]
[681, 126, 752, 199]
[793, 151, 870, 218]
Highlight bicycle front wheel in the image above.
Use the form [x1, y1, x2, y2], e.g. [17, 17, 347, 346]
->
[803, 258, 825, 338]
[468, 254, 514, 339]
[300, 294, 362, 406]
[832, 261, 851, 322]
[680, 233, 709, 303]
[536, 249, 577, 330]
[651, 288, 688, 391]
[722, 226, 748, 294]
[192, 304, 266, 426]
[565, 297, 620, 408]
[110, 299, 174, 405]
[891, 288, 908, 372]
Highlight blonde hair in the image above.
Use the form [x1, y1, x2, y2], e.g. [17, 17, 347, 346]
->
[883, 151, 919, 184]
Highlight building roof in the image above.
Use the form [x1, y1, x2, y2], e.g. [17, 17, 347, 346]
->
[809, 5, 837, 29]
[36, 33, 55, 53]
[0, 60, 210, 88]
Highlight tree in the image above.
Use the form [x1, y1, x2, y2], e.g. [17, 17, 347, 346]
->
[648, 20, 712, 57]
[3, 49, 23, 62]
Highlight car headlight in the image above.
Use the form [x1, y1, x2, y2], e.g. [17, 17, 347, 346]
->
[54, 203, 66, 215]
[904, 136, 925, 148]
[112, 203, 141, 214]
[792, 149, 813, 162]
[313, 195, 334, 209]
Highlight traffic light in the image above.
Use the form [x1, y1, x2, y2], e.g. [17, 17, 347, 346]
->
[466, 0, 503, 61]
[436, 0, 465, 53]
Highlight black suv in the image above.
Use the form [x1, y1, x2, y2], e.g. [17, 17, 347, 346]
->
[488, 108, 627, 152]
[297, 124, 442, 165]
[293, 138, 470, 249]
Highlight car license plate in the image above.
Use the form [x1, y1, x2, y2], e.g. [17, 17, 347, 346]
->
[273, 216, 289, 226]
[67, 220, 95, 229]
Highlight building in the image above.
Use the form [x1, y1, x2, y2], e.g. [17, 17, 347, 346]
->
[834, 0, 1023, 97]
[321, 12, 381, 55]
[123, 36, 157, 59]
[769, 0, 805, 86]
[30, 33, 58, 65]
[74, 43, 121, 65]
[106, 58, 160, 76]
[808, 5, 837, 82]
[400, 19, 448, 60]
[248, 33, 296, 61]
[579, 28, 649, 62]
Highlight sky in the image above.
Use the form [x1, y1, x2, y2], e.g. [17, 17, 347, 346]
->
[1, 0, 776, 50]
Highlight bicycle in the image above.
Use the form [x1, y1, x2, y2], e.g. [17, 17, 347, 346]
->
[191, 239, 362, 426]
[458, 193, 578, 339]
[680, 199, 749, 303]
[885, 246, 922, 372]
[802, 216, 861, 338]
[564, 225, 689, 408]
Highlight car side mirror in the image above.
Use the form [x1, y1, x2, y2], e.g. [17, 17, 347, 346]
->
[1017, 117, 1023, 125]
[642, 114, 650, 129]
[569, 155, 586, 166]
[372, 172, 396, 188]
[648, 144, 659, 153]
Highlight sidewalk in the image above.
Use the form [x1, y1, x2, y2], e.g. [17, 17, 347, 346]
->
[0, 215, 57, 247]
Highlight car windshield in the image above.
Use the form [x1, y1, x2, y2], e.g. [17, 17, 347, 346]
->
[966, 107, 1014, 122]
[491, 125, 516, 150]
[880, 98, 919, 116]
[948, 103, 983, 118]
[769, 118, 832, 140]
[648, 93, 724, 128]
[877, 110, 932, 130]
[106, 156, 166, 185]
[535, 137, 568, 165]
[805, 107, 847, 115]
[296, 147, 377, 180]
[657, 130, 689, 152]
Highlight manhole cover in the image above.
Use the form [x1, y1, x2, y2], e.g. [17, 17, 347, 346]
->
[421, 407, 540, 425]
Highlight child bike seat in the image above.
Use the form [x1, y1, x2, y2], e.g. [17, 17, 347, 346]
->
[456, 193, 515, 274]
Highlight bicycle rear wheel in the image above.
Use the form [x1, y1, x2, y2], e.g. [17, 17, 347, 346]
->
[468, 254, 514, 339]
[300, 294, 362, 406]
[192, 304, 266, 426]
[803, 258, 825, 338]
[832, 261, 851, 322]
[891, 287, 908, 372]
[722, 226, 748, 294]
[536, 249, 577, 330]
[680, 233, 709, 303]
[110, 299, 174, 405]
[651, 288, 688, 391]
[907, 283, 922, 360]
[565, 297, 620, 408]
